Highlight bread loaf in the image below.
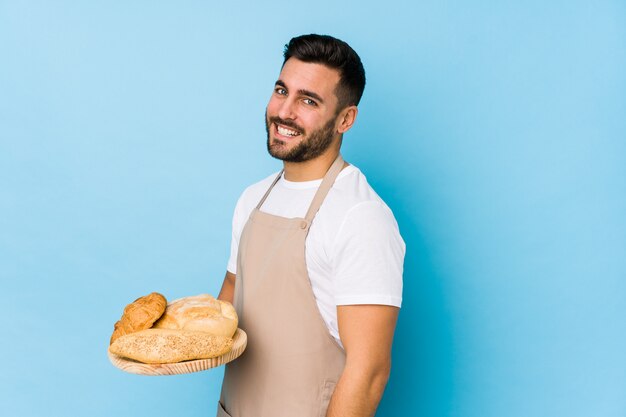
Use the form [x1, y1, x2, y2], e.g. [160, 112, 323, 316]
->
[110, 292, 167, 345]
[109, 328, 233, 364]
[153, 294, 238, 338]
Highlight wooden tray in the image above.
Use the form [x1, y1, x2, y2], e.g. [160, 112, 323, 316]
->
[108, 328, 247, 376]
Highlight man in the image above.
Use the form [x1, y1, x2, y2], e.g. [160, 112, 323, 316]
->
[217, 34, 405, 417]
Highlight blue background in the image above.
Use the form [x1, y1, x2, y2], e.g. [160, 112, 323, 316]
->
[1, 1, 625, 416]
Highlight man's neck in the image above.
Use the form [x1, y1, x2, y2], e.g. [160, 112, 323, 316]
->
[282, 150, 340, 182]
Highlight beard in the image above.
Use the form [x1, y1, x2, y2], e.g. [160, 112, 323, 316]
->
[265, 112, 337, 163]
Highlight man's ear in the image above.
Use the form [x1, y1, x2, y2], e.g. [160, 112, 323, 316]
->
[337, 105, 358, 134]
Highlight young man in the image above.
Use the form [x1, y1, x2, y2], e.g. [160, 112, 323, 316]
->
[217, 34, 405, 417]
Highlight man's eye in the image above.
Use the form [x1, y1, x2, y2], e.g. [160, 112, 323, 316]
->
[303, 98, 317, 106]
[275, 88, 287, 95]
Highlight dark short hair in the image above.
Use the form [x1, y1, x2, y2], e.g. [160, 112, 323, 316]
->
[283, 34, 366, 108]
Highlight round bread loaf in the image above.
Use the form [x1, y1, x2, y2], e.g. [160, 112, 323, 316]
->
[110, 292, 167, 345]
[153, 294, 238, 338]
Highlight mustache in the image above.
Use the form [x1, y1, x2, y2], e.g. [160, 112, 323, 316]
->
[267, 116, 304, 134]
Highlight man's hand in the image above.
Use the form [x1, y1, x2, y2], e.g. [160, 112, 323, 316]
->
[326, 304, 399, 417]
[217, 271, 236, 304]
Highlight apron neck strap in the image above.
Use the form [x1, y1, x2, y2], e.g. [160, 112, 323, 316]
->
[255, 154, 346, 219]
[255, 169, 284, 210]
[304, 154, 344, 222]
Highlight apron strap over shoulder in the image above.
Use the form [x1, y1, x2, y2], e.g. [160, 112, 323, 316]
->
[256, 170, 284, 210]
[304, 154, 345, 223]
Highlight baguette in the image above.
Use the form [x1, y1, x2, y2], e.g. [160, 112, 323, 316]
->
[109, 328, 234, 364]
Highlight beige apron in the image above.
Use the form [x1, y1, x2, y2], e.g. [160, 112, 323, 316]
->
[218, 155, 347, 417]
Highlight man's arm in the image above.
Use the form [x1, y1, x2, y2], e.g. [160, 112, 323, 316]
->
[326, 304, 399, 417]
[217, 271, 236, 304]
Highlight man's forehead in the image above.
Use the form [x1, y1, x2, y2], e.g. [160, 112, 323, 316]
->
[277, 58, 340, 96]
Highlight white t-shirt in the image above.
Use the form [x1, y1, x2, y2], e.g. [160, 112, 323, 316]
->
[227, 164, 405, 346]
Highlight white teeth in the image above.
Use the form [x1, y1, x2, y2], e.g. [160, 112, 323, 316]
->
[277, 125, 300, 137]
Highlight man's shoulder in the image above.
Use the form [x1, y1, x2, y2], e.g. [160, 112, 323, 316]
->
[329, 165, 388, 209]
[313, 164, 399, 232]
[233, 171, 281, 212]
[242, 171, 281, 196]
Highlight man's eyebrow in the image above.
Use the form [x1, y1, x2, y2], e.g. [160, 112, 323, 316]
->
[275, 79, 325, 104]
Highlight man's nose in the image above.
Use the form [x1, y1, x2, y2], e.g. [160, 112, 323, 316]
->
[277, 98, 297, 120]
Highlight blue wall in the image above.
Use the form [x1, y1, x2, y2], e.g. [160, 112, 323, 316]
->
[1, 1, 624, 416]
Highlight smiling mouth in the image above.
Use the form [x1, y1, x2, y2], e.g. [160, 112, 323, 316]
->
[275, 123, 302, 138]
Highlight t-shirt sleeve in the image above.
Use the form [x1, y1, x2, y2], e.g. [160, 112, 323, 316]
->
[332, 200, 405, 307]
[226, 193, 248, 275]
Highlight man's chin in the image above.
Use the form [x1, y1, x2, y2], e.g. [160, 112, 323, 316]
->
[267, 139, 288, 160]
[271, 137, 287, 147]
